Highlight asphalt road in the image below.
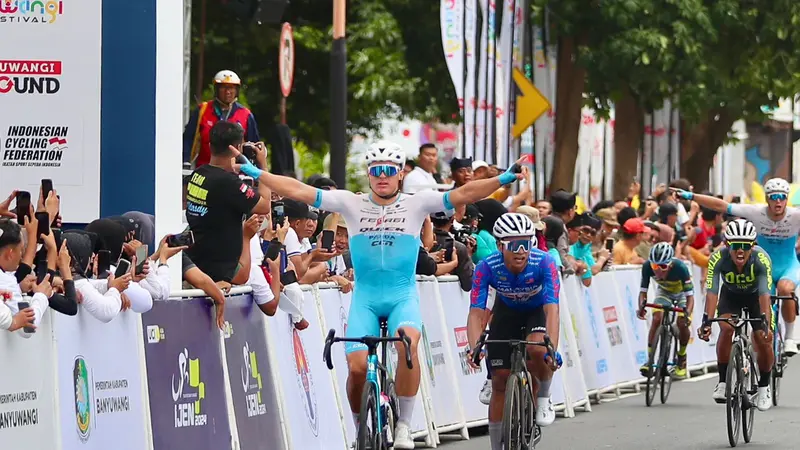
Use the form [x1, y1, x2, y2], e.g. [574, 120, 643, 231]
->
[439, 368, 800, 450]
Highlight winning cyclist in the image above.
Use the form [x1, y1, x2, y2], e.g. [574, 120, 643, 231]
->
[674, 178, 800, 355]
[637, 242, 695, 379]
[235, 140, 528, 449]
[466, 213, 562, 450]
[698, 219, 774, 410]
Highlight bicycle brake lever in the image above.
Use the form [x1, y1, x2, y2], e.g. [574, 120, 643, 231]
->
[397, 329, 413, 369]
[323, 329, 336, 370]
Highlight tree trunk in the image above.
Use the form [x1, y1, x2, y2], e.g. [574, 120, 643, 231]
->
[549, 35, 586, 193]
[613, 88, 644, 200]
[680, 108, 736, 191]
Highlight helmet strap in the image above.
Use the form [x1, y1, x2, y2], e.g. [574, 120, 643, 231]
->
[370, 186, 400, 201]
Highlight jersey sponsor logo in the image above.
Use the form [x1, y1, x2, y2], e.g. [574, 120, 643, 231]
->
[497, 284, 543, 301]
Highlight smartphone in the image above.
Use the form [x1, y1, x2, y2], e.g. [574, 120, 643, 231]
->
[16, 301, 35, 333]
[242, 143, 258, 163]
[97, 250, 112, 275]
[272, 202, 285, 230]
[167, 230, 195, 248]
[52, 228, 63, 250]
[15, 191, 31, 225]
[430, 243, 442, 253]
[135, 245, 148, 275]
[605, 238, 614, 253]
[265, 239, 283, 261]
[41, 179, 53, 201]
[34, 212, 50, 243]
[444, 238, 455, 261]
[36, 266, 49, 284]
[321, 230, 335, 252]
[241, 176, 255, 187]
[280, 269, 298, 285]
[114, 258, 131, 278]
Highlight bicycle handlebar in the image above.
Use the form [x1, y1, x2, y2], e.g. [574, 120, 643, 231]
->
[770, 294, 798, 304]
[708, 314, 766, 330]
[470, 331, 556, 367]
[642, 302, 685, 313]
[322, 328, 413, 371]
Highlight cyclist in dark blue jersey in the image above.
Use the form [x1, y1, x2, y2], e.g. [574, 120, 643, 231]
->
[466, 213, 562, 450]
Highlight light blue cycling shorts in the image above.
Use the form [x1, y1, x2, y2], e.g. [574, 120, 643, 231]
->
[344, 297, 422, 354]
[772, 257, 800, 288]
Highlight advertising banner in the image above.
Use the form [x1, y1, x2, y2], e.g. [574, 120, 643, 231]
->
[590, 276, 639, 384]
[142, 299, 232, 450]
[222, 293, 285, 450]
[0, 313, 58, 449]
[263, 288, 347, 450]
[418, 279, 465, 430]
[0, 0, 102, 222]
[692, 265, 719, 363]
[53, 308, 147, 450]
[611, 268, 650, 370]
[557, 292, 588, 405]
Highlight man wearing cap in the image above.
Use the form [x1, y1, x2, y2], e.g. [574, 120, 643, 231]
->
[549, 189, 578, 271]
[430, 209, 475, 291]
[283, 198, 336, 282]
[613, 218, 647, 265]
[591, 207, 619, 260]
[322, 212, 351, 279]
[450, 157, 474, 188]
[472, 160, 490, 180]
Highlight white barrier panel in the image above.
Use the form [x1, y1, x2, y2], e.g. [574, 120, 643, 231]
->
[590, 274, 640, 386]
[420, 277, 468, 434]
[262, 288, 348, 450]
[53, 309, 148, 450]
[0, 313, 58, 449]
[611, 268, 649, 369]
[556, 291, 589, 410]
[692, 265, 720, 365]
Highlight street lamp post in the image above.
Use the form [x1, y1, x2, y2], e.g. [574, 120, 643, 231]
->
[330, 0, 347, 188]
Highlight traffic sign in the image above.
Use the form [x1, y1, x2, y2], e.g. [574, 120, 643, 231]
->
[511, 68, 551, 138]
[279, 22, 295, 98]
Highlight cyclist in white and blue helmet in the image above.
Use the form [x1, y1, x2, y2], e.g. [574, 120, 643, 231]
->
[674, 178, 800, 355]
[637, 241, 695, 379]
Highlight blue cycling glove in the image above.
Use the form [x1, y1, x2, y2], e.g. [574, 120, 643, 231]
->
[239, 160, 263, 179]
[674, 188, 693, 200]
[545, 351, 563, 368]
[498, 167, 518, 185]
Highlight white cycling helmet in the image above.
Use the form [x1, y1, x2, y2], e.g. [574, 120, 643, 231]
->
[493, 213, 537, 240]
[724, 218, 757, 242]
[764, 177, 790, 195]
[649, 242, 674, 265]
[365, 140, 406, 167]
[213, 70, 241, 85]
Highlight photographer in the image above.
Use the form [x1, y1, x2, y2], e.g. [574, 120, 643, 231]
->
[430, 210, 475, 291]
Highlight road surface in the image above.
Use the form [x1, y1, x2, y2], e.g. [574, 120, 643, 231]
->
[439, 370, 800, 449]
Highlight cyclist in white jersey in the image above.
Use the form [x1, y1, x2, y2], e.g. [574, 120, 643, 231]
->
[674, 178, 800, 355]
[234, 140, 529, 449]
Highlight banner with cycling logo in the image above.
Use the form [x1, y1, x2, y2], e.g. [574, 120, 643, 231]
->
[418, 277, 468, 434]
[0, 314, 58, 449]
[52, 308, 147, 450]
[555, 289, 588, 409]
[611, 267, 651, 373]
[692, 265, 720, 363]
[142, 299, 232, 449]
[262, 287, 347, 450]
[222, 294, 285, 449]
[590, 274, 640, 385]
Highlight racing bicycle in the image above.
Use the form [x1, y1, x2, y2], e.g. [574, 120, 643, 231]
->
[471, 329, 557, 450]
[641, 301, 684, 407]
[323, 319, 413, 450]
[769, 294, 797, 406]
[708, 313, 764, 447]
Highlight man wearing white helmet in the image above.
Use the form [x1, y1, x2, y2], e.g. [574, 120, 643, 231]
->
[674, 178, 800, 355]
[234, 140, 529, 449]
[183, 69, 260, 167]
[466, 213, 562, 450]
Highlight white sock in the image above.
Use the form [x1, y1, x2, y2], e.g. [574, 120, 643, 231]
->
[398, 396, 415, 425]
[785, 320, 795, 341]
[353, 412, 359, 428]
[488, 422, 503, 450]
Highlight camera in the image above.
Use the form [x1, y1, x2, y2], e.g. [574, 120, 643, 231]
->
[242, 143, 258, 164]
[453, 225, 476, 245]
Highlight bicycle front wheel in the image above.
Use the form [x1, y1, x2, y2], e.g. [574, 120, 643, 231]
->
[502, 373, 523, 450]
[742, 346, 757, 443]
[660, 328, 677, 404]
[645, 326, 663, 407]
[357, 385, 381, 450]
[772, 333, 784, 407]
[726, 343, 743, 448]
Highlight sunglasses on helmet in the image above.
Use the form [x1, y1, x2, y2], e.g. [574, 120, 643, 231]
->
[368, 165, 399, 177]
[727, 241, 753, 251]
[501, 238, 532, 253]
[768, 193, 788, 202]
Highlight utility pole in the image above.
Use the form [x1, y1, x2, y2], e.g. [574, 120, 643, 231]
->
[330, 0, 347, 188]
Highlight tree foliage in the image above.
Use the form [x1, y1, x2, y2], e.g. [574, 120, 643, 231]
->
[191, 0, 457, 153]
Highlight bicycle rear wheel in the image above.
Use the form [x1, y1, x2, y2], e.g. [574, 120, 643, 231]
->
[357, 385, 381, 450]
[726, 344, 742, 448]
[772, 333, 784, 407]
[502, 373, 523, 450]
[742, 347, 757, 443]
[660, 328, 677, 404]
[645, 326, 662, 407]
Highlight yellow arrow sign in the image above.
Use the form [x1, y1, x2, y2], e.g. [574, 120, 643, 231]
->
[511, 68, 551, 138]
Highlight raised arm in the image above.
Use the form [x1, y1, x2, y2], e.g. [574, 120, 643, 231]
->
[449, 157, 528, 207]
[233, 147, 317, 204]
[673, 189, 729, 213]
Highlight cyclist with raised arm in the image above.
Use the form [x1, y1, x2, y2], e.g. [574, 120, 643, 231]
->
[698, 219, 774, 410]
[637, 242, 695, 379]
[466, 213, 562, 450]
[234, 140, 528, 449]
[675, 178, 800, 355]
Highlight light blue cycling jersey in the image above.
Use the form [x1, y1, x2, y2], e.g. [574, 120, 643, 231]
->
[313, 188, 454, 353]
[727, 203, 800, 286]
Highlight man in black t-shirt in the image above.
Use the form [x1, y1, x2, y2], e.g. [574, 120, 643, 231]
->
[185, 121, 271, 282]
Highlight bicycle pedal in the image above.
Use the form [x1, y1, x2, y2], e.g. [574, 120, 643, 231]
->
[742, 395, 753, 410]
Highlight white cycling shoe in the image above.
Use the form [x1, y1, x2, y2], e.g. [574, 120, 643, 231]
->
[535, 396, 555, 427]
[393, 421, 415, 449]
[757, 386, 772, 411]
[712, 382, 727, 404]
[479, 380, 492, 405]
[784, 339, 798, 357]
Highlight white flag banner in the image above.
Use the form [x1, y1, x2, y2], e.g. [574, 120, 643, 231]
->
[475, 0, 489, 162]
[463, 0, 478, 158]
[440, 0, 465, 115]
[486, 0, 498, 163]
[495, 0, 513, 169]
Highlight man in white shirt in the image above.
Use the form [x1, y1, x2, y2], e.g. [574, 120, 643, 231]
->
[402, 143, 440, 194]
